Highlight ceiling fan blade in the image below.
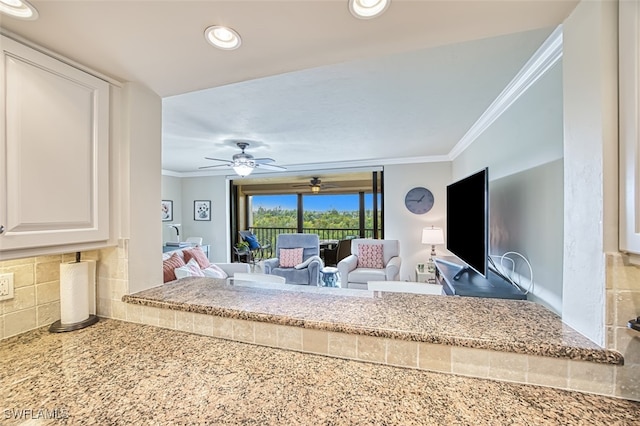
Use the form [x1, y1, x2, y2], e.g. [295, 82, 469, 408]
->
[204, 157, 233, 164]
[321, 183, 340, 189]
[292, 183, 312, 188]
[253, 157, 276, 164]
[198, 164, 231, 169]
[256, 163, 286, 171]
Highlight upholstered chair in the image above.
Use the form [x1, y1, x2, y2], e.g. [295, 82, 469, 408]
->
[337, 239, 401, 290]
[263, 234, 322, 285]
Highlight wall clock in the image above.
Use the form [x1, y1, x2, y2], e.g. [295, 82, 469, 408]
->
[404, 187, 434, 214]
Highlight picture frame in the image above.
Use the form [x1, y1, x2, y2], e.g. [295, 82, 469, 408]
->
[194, 200, 211, 221]
[161, 200, 173, 222]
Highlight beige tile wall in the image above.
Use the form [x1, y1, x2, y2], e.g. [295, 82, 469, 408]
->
[0, 255, 59, 338]
[95, 240, 129, 321]
[120, 300, 631, 400]
[606, 253, 640, 401]
[0, 240, 129, 340]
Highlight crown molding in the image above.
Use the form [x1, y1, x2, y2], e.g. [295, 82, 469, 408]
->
[448, 25, 563, 160]
[162, 154, 452, 178]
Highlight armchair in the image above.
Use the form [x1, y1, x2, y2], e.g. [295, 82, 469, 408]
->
[263, 234, 322, 285]
[337, 239, 401, 290]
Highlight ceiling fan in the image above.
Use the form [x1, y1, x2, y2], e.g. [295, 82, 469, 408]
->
[292, 177, 339, 194]
[199, 141, 286, 177]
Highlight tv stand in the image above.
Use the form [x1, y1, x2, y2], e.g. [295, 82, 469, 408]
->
[452, 265, 473, 281]
[435, 257, 527, 300]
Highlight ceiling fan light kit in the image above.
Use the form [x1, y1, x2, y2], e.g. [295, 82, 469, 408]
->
[200, 141, 286, 176]
[292, 177, 339, 193]
[232, 161, 255, 177]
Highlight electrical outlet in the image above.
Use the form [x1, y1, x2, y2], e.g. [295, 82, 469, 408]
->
[0, 272, 14, 301]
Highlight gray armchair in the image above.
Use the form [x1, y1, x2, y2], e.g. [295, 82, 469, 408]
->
[337, 238, 401, 289]
[263, 234, 322, 285]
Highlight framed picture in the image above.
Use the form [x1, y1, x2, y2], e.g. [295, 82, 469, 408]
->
[161, 200, 173, 222]
[194, 200, 211, 221]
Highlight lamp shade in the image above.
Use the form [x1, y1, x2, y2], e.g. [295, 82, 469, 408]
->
[422, 227, 444, 245]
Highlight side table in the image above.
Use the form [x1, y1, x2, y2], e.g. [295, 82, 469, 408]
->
[415, 266, 436, 283]
[321, 266, 340, 287]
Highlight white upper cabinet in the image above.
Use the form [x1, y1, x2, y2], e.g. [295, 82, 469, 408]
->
[0, 36, 110, 252]
[620, 0, 640, 255]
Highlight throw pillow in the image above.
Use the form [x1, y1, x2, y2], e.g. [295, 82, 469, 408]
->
[279, 247, 304, 268]
[202, 264, 228, 279]
[357, 244, 384, 269]
[162, 253, 186, 283]
[244, 234, 260, 250]
[174, 258, 205, 279]
[183, 246, 211, 269]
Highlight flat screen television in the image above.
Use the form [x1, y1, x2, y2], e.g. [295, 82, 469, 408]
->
[446, 167, 488, 280]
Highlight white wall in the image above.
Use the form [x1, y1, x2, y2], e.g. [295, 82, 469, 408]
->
[122, 82, 163, 293]
[452, 62, 564, 183]
[179, 176, 230, 263]
[161, 175, 182, 243]
[562, 0, 618, 346]
[452, 62, 564, 314]
[384, 162, 451, 281]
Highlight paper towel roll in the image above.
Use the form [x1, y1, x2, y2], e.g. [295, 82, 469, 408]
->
[59, 260, 96, 325]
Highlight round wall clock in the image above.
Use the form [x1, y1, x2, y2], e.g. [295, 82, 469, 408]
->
[404, 187, 434, 214]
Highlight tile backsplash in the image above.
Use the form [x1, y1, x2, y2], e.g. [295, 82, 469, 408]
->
[0, 247, 123, 340]
[0, 255, 63, 339]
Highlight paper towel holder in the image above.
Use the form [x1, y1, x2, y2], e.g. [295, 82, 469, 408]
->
[49, 315, 99, 332]
[49, 252, 99, 333]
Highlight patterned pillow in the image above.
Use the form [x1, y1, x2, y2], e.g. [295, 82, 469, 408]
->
[357, 244, 384, 269]
[163, 253, 186, 283]
[183, 246, 210, 269]
[174, 258, 205, 279]
[279, 247, 304, 268]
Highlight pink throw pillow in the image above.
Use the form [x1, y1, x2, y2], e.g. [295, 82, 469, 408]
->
[357, 244, 384, 269]
[183, 247, 210, 269]
[163, 253, 186, 283]
[279, 248, 304, 268]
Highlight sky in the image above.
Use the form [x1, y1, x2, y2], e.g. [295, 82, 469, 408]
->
[252, 194, 376, 212]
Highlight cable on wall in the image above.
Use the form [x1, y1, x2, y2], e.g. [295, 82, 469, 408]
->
[488, 251, 534, 294]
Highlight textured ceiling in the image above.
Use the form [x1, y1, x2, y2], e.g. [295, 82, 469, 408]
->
[0, 0, 578, 175]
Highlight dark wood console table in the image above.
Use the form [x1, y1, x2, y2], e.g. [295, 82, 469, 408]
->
[435, 257, 527, 300]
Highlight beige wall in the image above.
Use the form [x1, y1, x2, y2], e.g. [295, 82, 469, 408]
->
[606, 253, 640, 400]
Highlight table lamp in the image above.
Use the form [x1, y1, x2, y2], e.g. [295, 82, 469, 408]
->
[422, 226, 444, 273]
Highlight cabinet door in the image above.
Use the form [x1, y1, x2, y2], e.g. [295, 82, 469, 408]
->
[0, 36, 109, 251]
[620, 1, 640, 254]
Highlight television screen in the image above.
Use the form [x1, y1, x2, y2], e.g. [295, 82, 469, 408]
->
[446, 168, 488, 278]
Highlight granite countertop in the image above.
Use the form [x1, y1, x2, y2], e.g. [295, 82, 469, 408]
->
[123, 277, 623, 365]
[2, 320, 638, 425]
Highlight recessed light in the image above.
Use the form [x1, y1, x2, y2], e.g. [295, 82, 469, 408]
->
[349, 0, 390, 19]
[204, 25, 242, 50]
[0, 0, 38, 20]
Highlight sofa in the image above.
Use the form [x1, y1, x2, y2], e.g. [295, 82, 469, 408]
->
[162, 246, 250, 283]
[263, 233, 322, 285]
[337, 238, 401, 290]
